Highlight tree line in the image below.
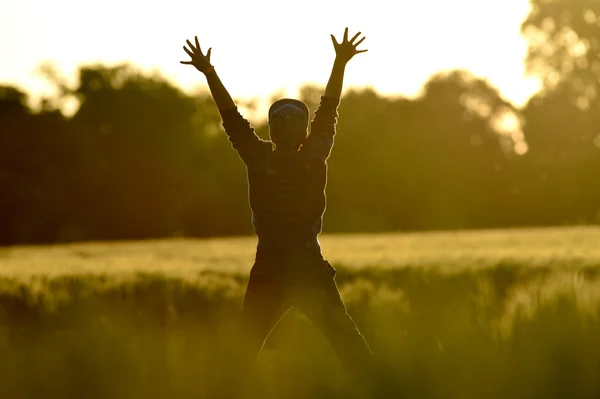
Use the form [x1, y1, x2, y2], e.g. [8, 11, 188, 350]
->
[1, 0, 599, 245]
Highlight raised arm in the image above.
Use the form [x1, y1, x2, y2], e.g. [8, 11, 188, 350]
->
[180, 36, 235, 112]
[180, 36, 270, 165]
[324, 27, 368, 99]
[301, 28, 367, 160]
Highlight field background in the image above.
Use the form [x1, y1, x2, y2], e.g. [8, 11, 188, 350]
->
[2, 226, 600, 398]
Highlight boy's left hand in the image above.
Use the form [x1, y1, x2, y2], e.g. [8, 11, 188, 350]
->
[331, 28, 367, 64]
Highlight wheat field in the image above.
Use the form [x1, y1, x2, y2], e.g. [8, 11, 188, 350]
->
[1, 227, 600, 398]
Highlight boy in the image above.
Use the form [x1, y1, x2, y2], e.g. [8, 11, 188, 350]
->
[181, 28, 372, 397]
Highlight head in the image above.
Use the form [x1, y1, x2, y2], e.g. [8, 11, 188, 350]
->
[268, 99, 309, 150]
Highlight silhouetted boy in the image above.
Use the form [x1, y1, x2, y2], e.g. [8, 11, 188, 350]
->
[181, 28, 373, 398]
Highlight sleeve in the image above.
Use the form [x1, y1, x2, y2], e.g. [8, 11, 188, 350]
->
[300, 96, 341, 161]
[221, 107, 271, 165]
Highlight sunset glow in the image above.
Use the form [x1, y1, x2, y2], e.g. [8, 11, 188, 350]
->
[1, 0, 540, 110]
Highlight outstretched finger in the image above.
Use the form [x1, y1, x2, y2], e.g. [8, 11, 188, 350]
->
[343, 27, 348, 42]
[350, 31, 361, 43]
[186, 40, 196, 53]
[195, 36, 202, 53]
[354, 37, 366, 47]
[183, 46, 194, 58]
[355, 49, 369, 54]
[180, 61, 193, 65]
[330, 34, 339, 46]
[206, 47, 212, 60]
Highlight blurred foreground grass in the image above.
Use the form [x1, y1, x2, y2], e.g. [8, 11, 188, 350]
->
[1, 227, 600, 398]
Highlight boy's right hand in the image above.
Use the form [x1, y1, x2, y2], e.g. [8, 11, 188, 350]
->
[180, 36, 213, 74]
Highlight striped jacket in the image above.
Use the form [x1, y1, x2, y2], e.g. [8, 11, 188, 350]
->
[220, 96, 340, 254]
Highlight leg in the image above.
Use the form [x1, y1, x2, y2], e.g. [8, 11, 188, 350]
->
[291, 258, 375, 397]
[217, 260, 291, 398]
[238, 267, 291, 367]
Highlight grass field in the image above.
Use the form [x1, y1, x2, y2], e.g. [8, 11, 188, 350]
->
[1, 227, 600, 398]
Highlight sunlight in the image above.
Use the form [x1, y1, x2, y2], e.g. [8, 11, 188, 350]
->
[1, 0, 540, 109]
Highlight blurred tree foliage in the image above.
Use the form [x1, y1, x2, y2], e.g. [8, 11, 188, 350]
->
[520, 0, 600, 225]
[1, 0, 600, 244]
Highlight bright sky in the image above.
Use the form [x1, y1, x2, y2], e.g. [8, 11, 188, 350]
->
[1, 0, 541, 112]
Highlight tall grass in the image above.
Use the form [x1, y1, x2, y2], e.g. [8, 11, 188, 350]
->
[1, 227, 600, 398]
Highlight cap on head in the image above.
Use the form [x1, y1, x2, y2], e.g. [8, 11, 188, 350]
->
[268, 99, 309, 149]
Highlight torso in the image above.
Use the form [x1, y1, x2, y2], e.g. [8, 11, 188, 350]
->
[246, 149, 328, 253]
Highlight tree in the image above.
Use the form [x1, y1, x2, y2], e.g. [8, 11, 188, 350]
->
[44, 64, 244, 239]
[0, 86, 76, 243]
[521, 0, 600, 224]
[522, 0, 600, 97]
[314, 71, 518, 232]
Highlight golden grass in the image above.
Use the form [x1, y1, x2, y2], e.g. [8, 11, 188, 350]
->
[2, 226, 599, 279]
[1, 226, 600, 398]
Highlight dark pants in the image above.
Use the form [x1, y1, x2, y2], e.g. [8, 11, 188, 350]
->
[219, 250, 374, 398]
